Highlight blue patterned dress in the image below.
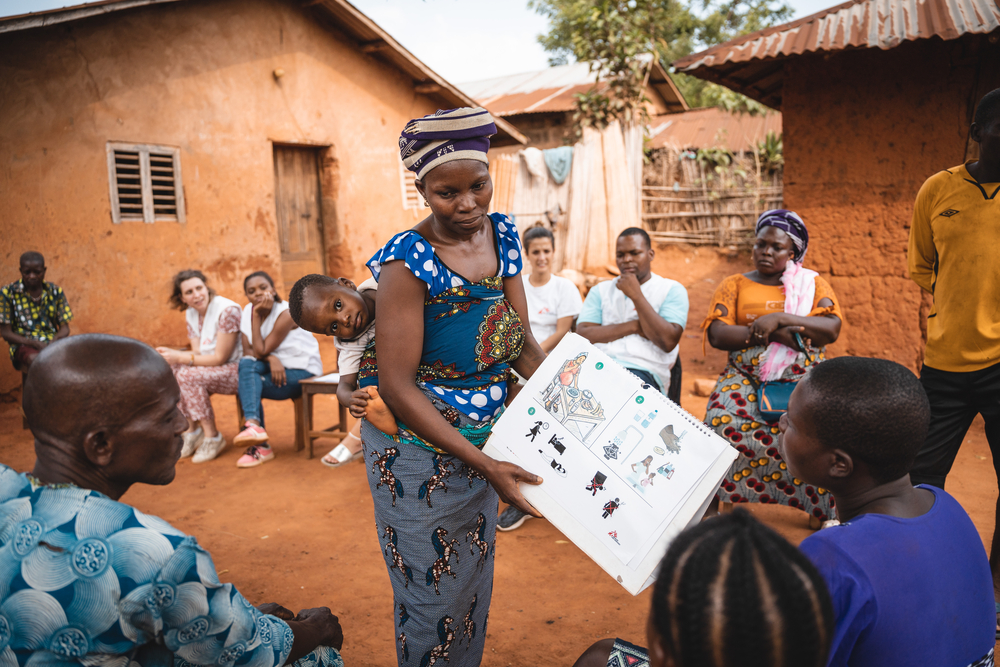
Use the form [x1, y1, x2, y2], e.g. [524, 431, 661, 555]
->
[359, 214, 525, 667]
[0, 465, 342, 667]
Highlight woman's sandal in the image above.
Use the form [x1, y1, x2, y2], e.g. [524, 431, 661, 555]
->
[321, 443, 363, 468]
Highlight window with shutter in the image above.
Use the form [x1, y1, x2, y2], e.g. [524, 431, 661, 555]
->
[398, 159, 422, 210]
[106, 142, 186, 223]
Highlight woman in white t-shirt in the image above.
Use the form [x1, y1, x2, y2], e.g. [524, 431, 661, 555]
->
[233, 271, 322, 467]
[521, 226, 583, 353]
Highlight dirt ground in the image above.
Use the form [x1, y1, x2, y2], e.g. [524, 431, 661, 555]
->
[1, 244, 997, 665]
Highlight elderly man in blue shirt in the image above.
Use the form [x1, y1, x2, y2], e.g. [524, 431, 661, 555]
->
[0, 333, 344, 667]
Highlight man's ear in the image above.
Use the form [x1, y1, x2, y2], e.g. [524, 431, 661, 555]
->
[970, 121, 983, 144]
[337, 277, 357, 291]
[82, 429, 114, 467]
[829, 448, 854, 479]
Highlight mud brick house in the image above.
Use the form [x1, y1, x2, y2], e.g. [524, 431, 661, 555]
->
[674, 0, 1000, 368]
[0, 0, 525, 393]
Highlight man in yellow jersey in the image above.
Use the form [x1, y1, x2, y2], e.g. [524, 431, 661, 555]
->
[908, 87, 1000, 626]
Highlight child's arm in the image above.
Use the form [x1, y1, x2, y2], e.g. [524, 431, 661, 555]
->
[337, 373, 369, 418]
[251, 294, 296, 357]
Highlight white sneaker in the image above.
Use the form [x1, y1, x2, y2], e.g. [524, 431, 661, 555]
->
[180, 428, 204, 458]
[192, 434, 227, 463]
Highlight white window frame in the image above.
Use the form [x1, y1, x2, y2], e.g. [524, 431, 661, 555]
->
[106, 142, 186, 224]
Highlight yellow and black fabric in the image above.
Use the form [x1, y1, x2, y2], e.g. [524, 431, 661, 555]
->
[0, 280, 73, 361]
[908, 161, 1000, 372]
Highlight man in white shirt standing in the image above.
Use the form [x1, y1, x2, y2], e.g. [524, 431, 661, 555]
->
[577, 227, 688, 396]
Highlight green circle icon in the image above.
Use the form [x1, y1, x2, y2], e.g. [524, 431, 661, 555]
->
[636, 396, 645, 404]
[528, 407, 536, 415]
[595, 362, 604, 370]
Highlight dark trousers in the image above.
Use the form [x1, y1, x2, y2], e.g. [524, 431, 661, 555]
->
[910, 361, 1000, 488]
[629, 357, 683, 405]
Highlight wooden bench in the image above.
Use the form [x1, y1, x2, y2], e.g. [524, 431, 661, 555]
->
[235, 380, 349, 458]
[297, 373, 350, 459]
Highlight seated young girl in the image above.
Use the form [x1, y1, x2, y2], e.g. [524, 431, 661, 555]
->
[233, 271, 323, 467]
[156, 270, 242, 463]
[573, 510, 834, 667]
[288, 273, 396, 466]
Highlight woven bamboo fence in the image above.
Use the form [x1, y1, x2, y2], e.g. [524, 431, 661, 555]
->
[641, 147, 783, 246]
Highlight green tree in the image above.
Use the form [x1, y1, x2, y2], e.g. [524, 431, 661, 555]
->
[531, 0, 792, 124]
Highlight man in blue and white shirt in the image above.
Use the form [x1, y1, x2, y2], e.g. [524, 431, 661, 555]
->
[577, 228, 689, 396]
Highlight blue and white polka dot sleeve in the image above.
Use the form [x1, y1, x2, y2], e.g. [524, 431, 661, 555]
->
[491, 214, 523, 278]
[367, 231, 463, 297]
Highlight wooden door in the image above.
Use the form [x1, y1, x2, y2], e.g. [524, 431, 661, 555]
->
[274, 146, 325, 288]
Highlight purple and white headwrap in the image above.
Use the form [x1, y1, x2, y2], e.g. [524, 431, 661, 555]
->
[399, 107, 497, 179]
[755, 209, 809, 262]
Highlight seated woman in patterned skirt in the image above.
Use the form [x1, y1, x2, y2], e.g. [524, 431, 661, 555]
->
[702, 210, 843, 527]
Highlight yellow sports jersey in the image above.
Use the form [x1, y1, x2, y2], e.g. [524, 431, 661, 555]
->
[908, 162, 1000, 372]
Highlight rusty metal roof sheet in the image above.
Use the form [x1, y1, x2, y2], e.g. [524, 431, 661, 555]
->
[673, 0, 1000, 107]
[460, 57, 688, 117]
[647, 107, 782, 152]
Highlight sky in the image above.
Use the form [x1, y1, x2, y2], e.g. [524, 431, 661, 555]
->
[0, 0, 834, 83]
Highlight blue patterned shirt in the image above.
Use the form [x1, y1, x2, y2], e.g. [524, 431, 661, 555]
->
[0, 465, 342, 667]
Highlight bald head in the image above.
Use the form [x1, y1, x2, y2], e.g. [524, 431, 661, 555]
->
[24, 334, 188, 499]
[24, 334, 171, 439]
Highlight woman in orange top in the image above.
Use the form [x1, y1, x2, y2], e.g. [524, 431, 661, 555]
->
[703, 210, 844, 525]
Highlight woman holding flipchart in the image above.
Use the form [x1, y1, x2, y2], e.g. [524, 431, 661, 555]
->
[360, 107, 546, 667]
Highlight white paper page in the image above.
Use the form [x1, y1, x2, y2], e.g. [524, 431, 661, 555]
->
[485, 334, 739, 593]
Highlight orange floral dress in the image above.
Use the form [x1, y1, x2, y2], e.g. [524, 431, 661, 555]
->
[702, 273, 844, 521]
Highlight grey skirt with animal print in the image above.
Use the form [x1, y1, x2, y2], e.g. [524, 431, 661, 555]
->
[361, 418, 499, 667]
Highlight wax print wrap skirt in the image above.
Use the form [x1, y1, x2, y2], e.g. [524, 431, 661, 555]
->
[704, 343, 836, 521]
[361, 408, 498, 667]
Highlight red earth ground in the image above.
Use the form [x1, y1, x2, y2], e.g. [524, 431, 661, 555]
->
[1, 245, 997, 665]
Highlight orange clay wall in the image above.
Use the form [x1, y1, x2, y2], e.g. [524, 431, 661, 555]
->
[780, 37, 979, 370]
[0, 0, 439, 392]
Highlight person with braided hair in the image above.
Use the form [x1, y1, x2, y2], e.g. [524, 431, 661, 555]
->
[572, 509, 834, 667]
[783, 357, 995, 666]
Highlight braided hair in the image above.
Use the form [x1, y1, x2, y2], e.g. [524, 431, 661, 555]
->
[652, 509, 833, 667]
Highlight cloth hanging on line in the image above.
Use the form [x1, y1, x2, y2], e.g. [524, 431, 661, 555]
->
[543, 146, 574, 184]
[521, 147, 548, 181]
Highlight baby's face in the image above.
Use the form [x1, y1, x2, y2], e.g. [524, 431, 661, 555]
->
[301, 282, 371, 340]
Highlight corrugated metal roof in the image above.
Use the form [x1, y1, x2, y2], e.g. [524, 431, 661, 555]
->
[674, 0, 1000, 73]
[647, 107, 782, 152]
[460, 56, 688, 116]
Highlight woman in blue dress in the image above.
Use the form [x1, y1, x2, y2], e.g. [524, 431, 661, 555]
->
[359, 107, 546, 667]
